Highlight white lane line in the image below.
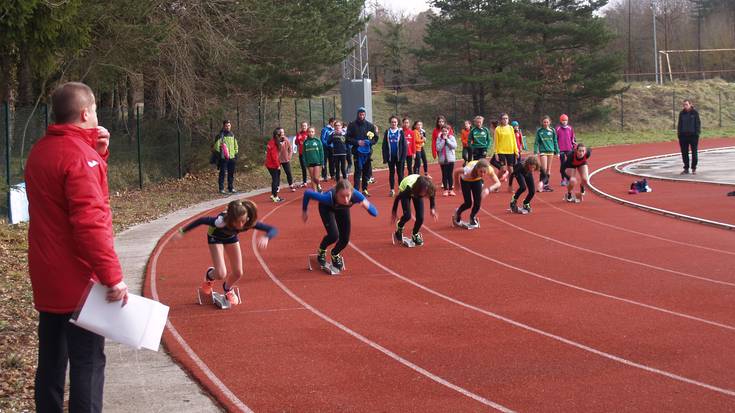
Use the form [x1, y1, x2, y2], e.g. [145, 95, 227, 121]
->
[418, 223, 735, 332]
[254, 203, 515, 413]
[586, 152, 735, 231]
[481, 208, 735, 287]
[349, 240, 735, 398]
[536, 197, 735, 256]
[150, 230, 254, 413]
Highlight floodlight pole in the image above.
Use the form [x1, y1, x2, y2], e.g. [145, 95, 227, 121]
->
[652, 0, 659, 84]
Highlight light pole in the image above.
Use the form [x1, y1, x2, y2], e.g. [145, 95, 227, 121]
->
[652, 0, 659, 84]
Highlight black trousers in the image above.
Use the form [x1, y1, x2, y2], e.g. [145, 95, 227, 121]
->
[678, 134, 699, 170]
[397, 196, 424, 235]
[457, 179, 483, 221]
[414, 149, 428, 174]
[513, 169, 536, 205]
[217, 158, 236, 191]
[440, 162, 454, 189]
[322, 147, 335, 179]
[35, 312, 106, 413]
[387, 159, 405, 190]
[462, 147, 470, 164]
[333, 155, 347, 180]
[471, 148, 487, 161]
[298, 154, 308, 184]
[319, 204, 351, 255]
[268, 168, 280, 196]
[559, 151, 573, 181]
[280, 162, 293, 186]
[406, 156, 414, 176]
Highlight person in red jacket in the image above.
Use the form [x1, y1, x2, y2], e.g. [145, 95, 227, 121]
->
[402, 117, 416, 176]
[295, 121, 309, 187]
[265, 127, 285, 202]
[25, 82, 128, 413]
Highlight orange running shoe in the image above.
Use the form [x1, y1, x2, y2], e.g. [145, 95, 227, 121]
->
[225, 289, 241, 305]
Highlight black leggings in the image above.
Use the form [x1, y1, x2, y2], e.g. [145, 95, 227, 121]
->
[462, 147, 470, 164]
[319, 204, 351, 255]
[387, 159, 405, 190]
[322, 147, 334, 179]
[268, 168, 280, 196]
[559, 151, 573, 181]
[678, 135, 699, 170]
[414, 149, 428, 174]
[397, 196, 424, 235]
[298, 154, 308, 184]
[440, 162, 454, 189]
[457, 179, 483, 221]
[513, 170, 535, 205]
[281, 162, 294, 186]
[333, 155, 347, 180]
[406, 156, 414, 176]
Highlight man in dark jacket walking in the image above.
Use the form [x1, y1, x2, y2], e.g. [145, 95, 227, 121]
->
[346, 107, 378, 195]
[677, 99, 701, 175]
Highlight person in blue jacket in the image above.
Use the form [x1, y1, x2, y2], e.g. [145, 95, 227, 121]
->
[302, 179, 378, 271]
[320, 118, 335, 180]
[382, 115, 408, 197]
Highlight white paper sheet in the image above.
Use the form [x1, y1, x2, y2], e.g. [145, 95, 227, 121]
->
[71, 283, 169, 351]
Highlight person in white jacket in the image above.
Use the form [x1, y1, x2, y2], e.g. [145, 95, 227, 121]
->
[436, 124, 457, 196]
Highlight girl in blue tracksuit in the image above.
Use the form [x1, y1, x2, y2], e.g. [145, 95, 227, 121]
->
[177, 199, 277, 305]
[302, 179, 378, 271]
[382, 115, 407, 197]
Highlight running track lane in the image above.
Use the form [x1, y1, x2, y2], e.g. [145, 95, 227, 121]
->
[147, 139, 735, 411]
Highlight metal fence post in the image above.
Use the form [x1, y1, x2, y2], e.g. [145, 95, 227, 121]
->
[308, 99, 313, 126]
[321, 98, 326, 127]
[4, 103, 10, 195]
[719, 90, 722, 128]
[136, 106, 143, 190]
[236, 101, 240, 131]
[333, 96, 336, 119]
[177, 111, 182, 179]
[209, 117, 213, 138]
[394, 88, 399, 115]
[453, 96, 458, 126]
[278, 97, 282, 125]
[672, 91, 676, 130]
[620, 93, 624, 131]
[294, 99, 298, 134]
[44, 103, 49, 130]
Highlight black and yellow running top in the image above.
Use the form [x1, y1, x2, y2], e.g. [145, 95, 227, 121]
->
[181, 212, 278, 241]
[391, 174, 436, 215]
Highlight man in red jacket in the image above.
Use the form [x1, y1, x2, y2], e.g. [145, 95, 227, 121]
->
[25, 82, 128, 413]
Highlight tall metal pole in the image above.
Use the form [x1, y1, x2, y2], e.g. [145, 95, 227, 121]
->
[176, 111, 182, 179]
[627, 0, 632, 82]
[652, 1, 659, 84]
[294, 99, 298, 134]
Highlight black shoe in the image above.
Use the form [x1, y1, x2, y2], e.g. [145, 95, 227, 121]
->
[412, 232, 424, 246]
[680, 169, 689, 175]
[394, 228, 403, 243]
[728, 191, 735, 197]
[510, 200, 519, 213]
[331, 253, 344, 270]
[523, 203, 532, 213]
[317, 249, 327, 267]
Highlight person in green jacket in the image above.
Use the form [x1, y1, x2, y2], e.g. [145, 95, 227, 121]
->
[213, 120, 239, 193]
[468, 115, 491, 161]
[534, 115, 559, 192]
[302, 126, 325, 191]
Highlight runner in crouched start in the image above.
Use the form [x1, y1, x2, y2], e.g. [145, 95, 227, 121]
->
[302, 179, 378, 271]
[391, 175, 437, 246]
[176, 199, 277, 305]
[452, 159, 501, 229]
[563, 143, 592, 203]
[510, 156, 540, 214]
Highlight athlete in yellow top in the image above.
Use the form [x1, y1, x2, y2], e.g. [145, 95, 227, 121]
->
[492, 113, 519, 181]
[452, 159, 501, 228]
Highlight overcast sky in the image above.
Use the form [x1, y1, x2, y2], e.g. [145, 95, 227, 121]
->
[377, 0, 431, 16]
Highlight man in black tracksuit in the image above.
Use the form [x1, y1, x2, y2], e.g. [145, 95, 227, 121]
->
[677, 99, 701, 174]
[346, 107, 378, 195]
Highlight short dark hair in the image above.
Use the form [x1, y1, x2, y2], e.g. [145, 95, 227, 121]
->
[223, 119, 231, 125]
[51, 82, 94, 124]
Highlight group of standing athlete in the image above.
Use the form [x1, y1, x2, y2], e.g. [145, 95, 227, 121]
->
[180, 109, 594, 306]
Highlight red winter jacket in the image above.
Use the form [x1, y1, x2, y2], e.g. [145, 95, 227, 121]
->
[295, 130, 308, 155]
[265, 138, 280, 169]
[403, 128, 416, 157]
[25, 124, 123, 313]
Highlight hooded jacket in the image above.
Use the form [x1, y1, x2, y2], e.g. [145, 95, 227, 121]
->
[25, 124, 123, 313]
[677, 108, 701, 137]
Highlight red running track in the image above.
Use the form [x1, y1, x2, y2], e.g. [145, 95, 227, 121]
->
[589, 138, 735, 227]
[145, 139, 735, 412]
